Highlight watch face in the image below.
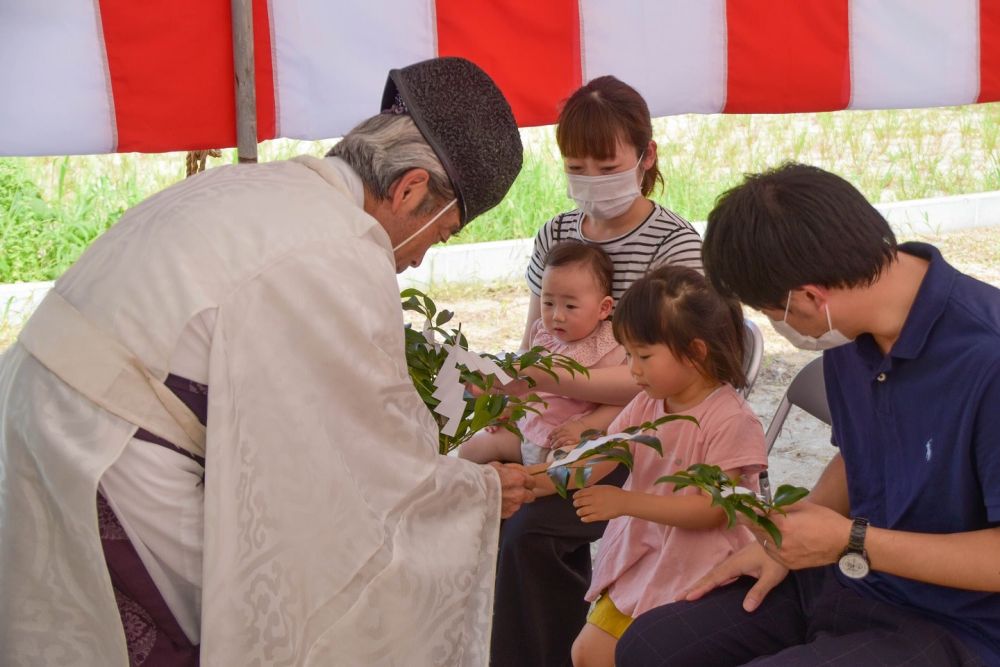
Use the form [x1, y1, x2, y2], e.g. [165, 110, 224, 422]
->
[838, 551, 870, 579]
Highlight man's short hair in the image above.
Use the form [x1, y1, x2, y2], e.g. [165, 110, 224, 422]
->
[702, 162, 897, 309]
[328, 114, 454, 217]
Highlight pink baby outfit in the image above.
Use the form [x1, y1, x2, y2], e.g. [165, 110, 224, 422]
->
[587, 384, 767, 618]
[517, 319, 625, 453]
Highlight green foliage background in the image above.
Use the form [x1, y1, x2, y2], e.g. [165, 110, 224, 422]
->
[2, 104, 999, 284]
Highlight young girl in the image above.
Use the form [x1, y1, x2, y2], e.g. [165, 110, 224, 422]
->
[459, 241, 625, 465]
[565, 266, 768, 667]
[493, 76, 706, 667]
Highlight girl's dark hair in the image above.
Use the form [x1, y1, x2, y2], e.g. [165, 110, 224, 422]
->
[703, 162, 898, 310]
[556, 76, 663, 197]
[544, 240, 614, 297]
[613, 265, 747, 389]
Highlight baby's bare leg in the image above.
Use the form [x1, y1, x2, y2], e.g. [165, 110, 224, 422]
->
[458, 428, 524, 463]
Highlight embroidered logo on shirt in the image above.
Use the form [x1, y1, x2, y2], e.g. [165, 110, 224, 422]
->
[925, 438, 933, 462]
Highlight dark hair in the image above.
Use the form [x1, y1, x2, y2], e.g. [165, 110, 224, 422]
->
[544, 240, 614, 297]
[703, 162, 898, 310]
[613, 265, 747, 389]
[555, 76, 663, 197]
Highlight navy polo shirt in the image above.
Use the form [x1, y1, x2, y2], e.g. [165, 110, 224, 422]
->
[824, 242, 1000, 663]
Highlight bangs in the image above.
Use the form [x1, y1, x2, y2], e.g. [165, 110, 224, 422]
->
[556, 100, 625, 160]
[612, 281, 673, 349]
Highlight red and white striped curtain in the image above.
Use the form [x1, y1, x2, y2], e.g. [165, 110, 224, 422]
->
[2, 0, 998, 156]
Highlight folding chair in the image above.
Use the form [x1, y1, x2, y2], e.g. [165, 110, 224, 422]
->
[741, 319, 764, 398]
[764, 356, 832, 454]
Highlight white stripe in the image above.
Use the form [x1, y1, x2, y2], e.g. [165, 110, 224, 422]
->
[0, 1, 114, 156]
[579, 0, 727, 116]
[271, 0, 437, 140]
[849, 0, 980, 109]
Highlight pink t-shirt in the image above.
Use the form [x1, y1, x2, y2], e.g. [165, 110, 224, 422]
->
[587, 384, 767, 617]
[517, 319, 625, 447]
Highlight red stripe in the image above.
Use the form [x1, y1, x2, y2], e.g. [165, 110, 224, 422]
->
[98, 0, 275, 153]
[980, 0, 1000, 102]
[435, 0, 581, 127]
[253, 0, 276, 142]
[724, 0, 850, 113]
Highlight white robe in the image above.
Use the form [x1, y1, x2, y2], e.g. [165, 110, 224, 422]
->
[0, 156, 502, 666]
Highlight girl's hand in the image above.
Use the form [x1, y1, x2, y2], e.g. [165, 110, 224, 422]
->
[485, 406, 514, 433]
[465, 376, 530, 398]
[546, 418, 590, 449]
[573, 485, 631, 522]
[500, 377, 532, 397]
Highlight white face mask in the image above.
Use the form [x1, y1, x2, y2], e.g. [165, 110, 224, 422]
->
[392, 198, 457, 253]
[565, 153, 643, 220]
[769, 291, 853, 351]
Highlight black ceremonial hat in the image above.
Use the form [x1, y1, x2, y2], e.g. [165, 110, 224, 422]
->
[381, 57, 523, 226]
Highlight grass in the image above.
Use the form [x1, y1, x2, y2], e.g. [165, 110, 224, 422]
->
[2, 104, 999, 282]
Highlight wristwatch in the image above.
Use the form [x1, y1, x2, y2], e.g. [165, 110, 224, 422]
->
[837, 517, 870, 579]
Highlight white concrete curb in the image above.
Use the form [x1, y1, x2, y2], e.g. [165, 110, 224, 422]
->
[397, 190, 1000, 289]
[3, 192, 998, 321]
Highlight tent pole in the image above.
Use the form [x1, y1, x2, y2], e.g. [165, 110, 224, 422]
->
[232, 0, 258, 163]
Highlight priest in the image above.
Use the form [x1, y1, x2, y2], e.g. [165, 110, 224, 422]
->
[0, 57, 530, 666]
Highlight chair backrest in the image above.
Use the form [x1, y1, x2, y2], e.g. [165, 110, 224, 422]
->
[741, 319, 764, 398]
[764, 356, 832, 454]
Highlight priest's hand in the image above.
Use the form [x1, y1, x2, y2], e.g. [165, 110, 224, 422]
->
[488, 462, 535, 518]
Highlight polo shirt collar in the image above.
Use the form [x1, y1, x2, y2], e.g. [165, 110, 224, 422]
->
[883, 242, 957, 360]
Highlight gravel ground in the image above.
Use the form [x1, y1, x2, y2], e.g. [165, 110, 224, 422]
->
[412, 225, 1000, 490]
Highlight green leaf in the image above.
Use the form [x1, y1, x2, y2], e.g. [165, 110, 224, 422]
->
[548, 467, 570, 499]
[468, 393, 492, 433]
[655, 474, 694, 489]
[518, 349, 541, 368]
[772, 484, 810, 508]
[758, 515, 782, 547]
[653, 414, 700, 428]
[628, 434, 662, 456]
[401, 296, 422, 313]
[719, 502, 737, 528]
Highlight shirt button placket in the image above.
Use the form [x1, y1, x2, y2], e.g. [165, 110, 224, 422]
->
[873, 368, 892, 524]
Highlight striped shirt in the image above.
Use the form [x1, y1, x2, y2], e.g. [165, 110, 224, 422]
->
[526, 204, 704, 303]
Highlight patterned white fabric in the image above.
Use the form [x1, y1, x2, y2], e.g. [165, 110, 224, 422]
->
[0, 156, 501, 666]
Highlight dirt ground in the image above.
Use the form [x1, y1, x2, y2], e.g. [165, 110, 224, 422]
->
[412, 226, 1000, 490]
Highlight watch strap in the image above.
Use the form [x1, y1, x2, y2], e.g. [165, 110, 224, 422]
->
[847, 517, 869, 552]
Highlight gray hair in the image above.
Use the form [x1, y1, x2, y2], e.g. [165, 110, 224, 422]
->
[327, 114, 455, 216]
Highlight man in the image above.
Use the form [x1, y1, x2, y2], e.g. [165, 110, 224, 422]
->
[0, 57, 533, 666]
[616, 163, 1000, 666]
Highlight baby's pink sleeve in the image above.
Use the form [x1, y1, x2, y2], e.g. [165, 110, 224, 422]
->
[526, 318, 545, 349]
[591, 343, 626, 369]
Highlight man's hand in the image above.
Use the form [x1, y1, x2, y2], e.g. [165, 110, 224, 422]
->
[546, 418, 591, 449]
[684, 542, 789, 612]
[488, 462, 535, 518]
[742, 501, 852, 570]
[573, 485, 630, 522]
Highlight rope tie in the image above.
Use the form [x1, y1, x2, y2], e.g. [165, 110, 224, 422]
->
[185, 149, 222, 177]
